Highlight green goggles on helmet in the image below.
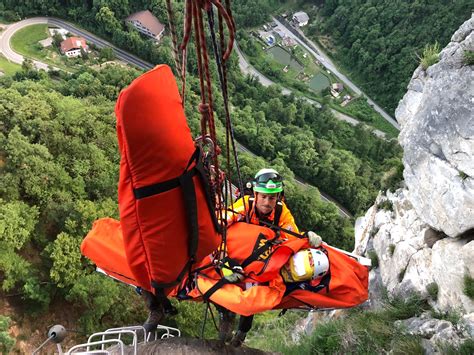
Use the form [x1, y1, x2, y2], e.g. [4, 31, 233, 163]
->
[253, 172, 283, 193]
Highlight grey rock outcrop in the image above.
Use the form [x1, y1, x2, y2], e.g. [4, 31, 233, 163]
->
[353, 15, 474, 355]
[394, 311, 472, 354]
[395, 14, 474, 237]
[355, 190, 474, 313]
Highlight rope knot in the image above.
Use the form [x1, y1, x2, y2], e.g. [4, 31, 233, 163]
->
[198, 103, 210, 114]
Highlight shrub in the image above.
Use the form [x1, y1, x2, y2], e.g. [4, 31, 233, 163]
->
[369, 226, 380, 238]
[391, 336, 424, 355]
[426, 282, 439, 300]
[463, 50, 474, 66]
[459, 170, 469, 181]
[0, 316, 15, 354]
[398, 267, 406, 282]
[463, 274, 474, 300]
[273, 293, 429, 354]
[389, 244, 396, 256]
[385, 294, 429, 320]
[419, 42, 440, 70]
[441, 338, 474, 355]
[368, 250, 379, 268]
[431, 310, 460, 325]
[378, 199, 393, 212]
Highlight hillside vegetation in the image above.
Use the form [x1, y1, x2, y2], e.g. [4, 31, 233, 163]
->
[0, 0, 405, 350]
[304, 0, 472, 113]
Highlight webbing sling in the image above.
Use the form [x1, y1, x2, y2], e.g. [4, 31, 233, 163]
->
[202, 231, 279, 301]
[133, 147, 219, 291]
[202, 199, 284, 301]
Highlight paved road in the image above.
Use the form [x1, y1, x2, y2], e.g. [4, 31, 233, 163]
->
[273, 17, 400, 131]
[0, 18, 55, 70]
[235, 42, 386, 138]
[1, 16, 352, 219]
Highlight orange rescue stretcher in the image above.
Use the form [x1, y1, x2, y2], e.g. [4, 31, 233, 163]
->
[81, 218, 369, 316]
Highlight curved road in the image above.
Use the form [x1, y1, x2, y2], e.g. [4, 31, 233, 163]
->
[234, 42, 386, 138]
[0, 17, 352, 219]
[272, 17, 400, 130]
[0, 17, 153, 70]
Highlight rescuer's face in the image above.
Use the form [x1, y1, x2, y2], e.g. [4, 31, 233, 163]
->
[255, 192, 278, 216]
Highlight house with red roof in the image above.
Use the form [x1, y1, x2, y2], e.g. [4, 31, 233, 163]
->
[126, 10, 165, 42]
[60, 37, 89, 58]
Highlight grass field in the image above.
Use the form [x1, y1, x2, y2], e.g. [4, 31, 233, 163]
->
[10, 24, 99, 73]
[330, 99, 400, 138]
[10, 24, 49, 60]
[0, 54, 21, 76]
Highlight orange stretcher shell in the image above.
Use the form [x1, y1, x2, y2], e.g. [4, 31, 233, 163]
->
[223, 222, 308, 283]
[81, 218, 368, 316]
[115, 64, 220, 293]
[275, 244, 369, 310]
[191, 227, 368, 316]
[81, 218, 136, 286]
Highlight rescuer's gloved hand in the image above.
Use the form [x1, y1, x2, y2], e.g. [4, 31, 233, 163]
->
[306, 231, 323, 248]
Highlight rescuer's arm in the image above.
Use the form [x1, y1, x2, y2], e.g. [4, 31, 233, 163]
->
[223, 196, 247, 227]
[280, 203, 322, 247]
[279, 203, 300, 234]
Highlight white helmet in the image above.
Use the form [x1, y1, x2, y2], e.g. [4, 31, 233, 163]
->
[281, 249, 329, 283]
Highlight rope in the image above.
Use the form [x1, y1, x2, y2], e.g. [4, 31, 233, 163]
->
[165, 0, 188, 107]
[208, 5, 248, 222]
[165, 0, 182, 77]
[178, 0, 249, 286]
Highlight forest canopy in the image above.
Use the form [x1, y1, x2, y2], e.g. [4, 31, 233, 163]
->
[305, 0, 472, 113]
[0, 0, 403, 335]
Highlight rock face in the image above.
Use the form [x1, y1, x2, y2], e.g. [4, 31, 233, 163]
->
[395, 14, 474, 237]
[355, 190, 474, 313]
[354, 15, 474, 354]
[394, 311, 471, 353]
[109, 337, 273, 355]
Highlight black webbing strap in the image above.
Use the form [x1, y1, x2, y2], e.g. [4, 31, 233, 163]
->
[247, 197, 254, 221]
[193, 152, 221, 233]
[133, 147, 200, 200]
[273, 202, 283, 226]
[202, 277, 230, 301]
[144, 148, 202, 290]
[241, 233, 279, 269]
[201, 232, 279, 301]
[151, 258, 194, 290]
[180, 169, 199, 262]
[152, 286, 175, 314]
[258, 220, 304, 239]
[133, 170, 196, 199]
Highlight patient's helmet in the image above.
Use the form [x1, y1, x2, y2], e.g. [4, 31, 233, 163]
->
[281, 249, 329, 283]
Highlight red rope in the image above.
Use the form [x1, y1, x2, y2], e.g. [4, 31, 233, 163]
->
[179, 0, 238, 221]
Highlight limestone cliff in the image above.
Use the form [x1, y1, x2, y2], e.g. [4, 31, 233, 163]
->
[354, 14, 474, 350]
[396, 14, 474, 237]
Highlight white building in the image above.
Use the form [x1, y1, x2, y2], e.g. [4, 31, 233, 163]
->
[126, 10, 165, 42]
[60, 37, 88, 58]
[292, 11, 309, 27]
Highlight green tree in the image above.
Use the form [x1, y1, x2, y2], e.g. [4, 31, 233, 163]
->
[0, 316, 15, 354]
[99, 46, 115, 61]
[0, 200, 39, 250]
[47, 232, 85, 288]
[96, 6, 122, 35]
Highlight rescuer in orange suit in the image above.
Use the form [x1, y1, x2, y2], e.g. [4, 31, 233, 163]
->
[219, 168, 323, 347]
